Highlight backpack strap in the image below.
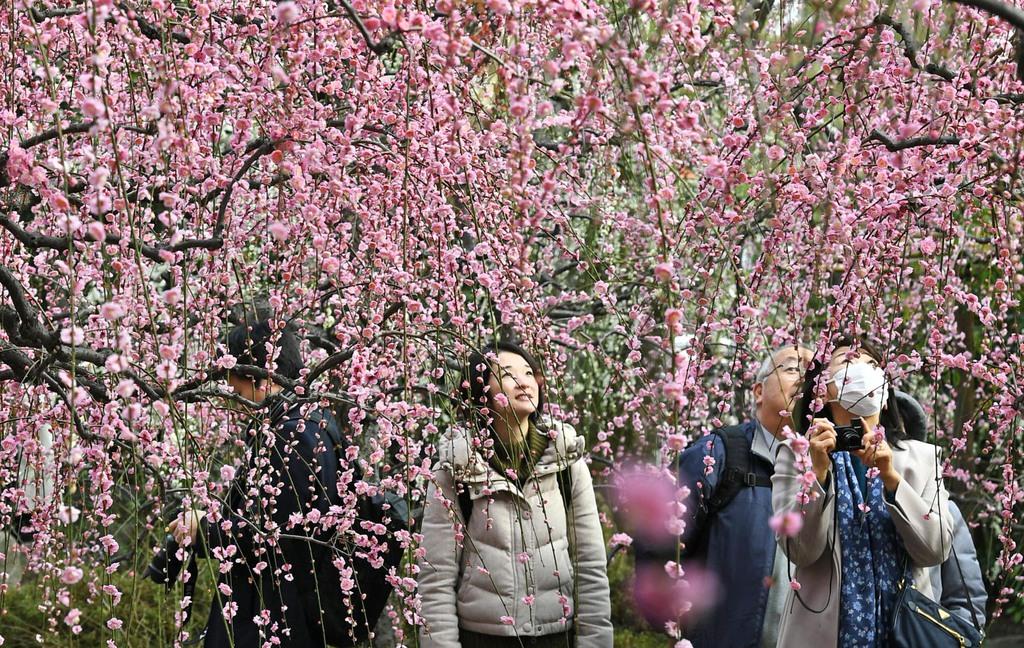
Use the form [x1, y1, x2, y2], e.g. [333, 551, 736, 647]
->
[457, 486, 473, 524]
[556, 467, 573, 515]
[456, 467, 573, 526]
[706, 424, 772, 516]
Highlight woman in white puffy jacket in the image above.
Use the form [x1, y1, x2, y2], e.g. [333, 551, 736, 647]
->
[417, 341, 613, 648]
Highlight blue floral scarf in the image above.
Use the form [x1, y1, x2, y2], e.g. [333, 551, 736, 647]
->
[834, 451, 906, 648]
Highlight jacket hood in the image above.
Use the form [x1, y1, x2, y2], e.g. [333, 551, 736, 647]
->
[894, 389, 928, 442]
[438, 416, 586, 482]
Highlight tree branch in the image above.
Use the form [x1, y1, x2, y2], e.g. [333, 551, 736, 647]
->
[865, 129, 961, 152]
[214, 139, 281, 239]
[872, 14, 958, 81]
[305, 349, 356, 385]
[0, 215, 222, 263]
[0, 122, 96, 188]
[949, 0, 1024, 31]
[873, 14, 921, 68]
[20, 120, 97, 149]
[335, 0, 398, 54]
[0, 265, 58, 349]
[113, 2, 191, 44]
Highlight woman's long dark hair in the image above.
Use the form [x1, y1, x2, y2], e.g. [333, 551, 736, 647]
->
[460, 340, 547, 430]
[793, 335, 907, 449]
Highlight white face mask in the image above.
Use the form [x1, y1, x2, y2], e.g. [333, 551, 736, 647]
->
[829, 363, 888, 417]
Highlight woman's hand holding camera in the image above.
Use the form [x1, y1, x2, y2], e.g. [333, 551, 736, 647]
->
[855, 431, 901, 493]
[808, 418, 837, 485]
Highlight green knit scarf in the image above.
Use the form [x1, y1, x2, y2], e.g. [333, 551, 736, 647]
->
[487, 421, 549, 482]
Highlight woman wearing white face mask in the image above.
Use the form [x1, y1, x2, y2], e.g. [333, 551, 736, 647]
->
[770, 336, 953, 648]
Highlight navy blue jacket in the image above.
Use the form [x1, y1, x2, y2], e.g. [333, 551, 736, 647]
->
[201, 401, 347, 648]
[635, 421, 777, 648]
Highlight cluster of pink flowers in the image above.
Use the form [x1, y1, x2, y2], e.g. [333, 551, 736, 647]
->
[1, 0, 1023, 644]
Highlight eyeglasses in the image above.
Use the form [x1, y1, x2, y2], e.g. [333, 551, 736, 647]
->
[773, 363, 807, 375]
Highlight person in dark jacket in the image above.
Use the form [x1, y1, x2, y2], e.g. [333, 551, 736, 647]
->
[929, 500, 988, 628]
[633, 344, 811, 648]
[169, 320, 352, 647]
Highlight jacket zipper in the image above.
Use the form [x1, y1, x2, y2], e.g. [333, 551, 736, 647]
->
[913, 605, 967, 647]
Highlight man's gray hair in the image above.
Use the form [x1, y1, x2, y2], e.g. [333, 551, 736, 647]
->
[754, 344, 812, 383]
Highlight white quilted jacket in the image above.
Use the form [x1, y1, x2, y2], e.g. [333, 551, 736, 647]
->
[417, 419, 613, 647]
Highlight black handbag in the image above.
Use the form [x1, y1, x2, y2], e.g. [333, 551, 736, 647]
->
[891, 546, 984, 648]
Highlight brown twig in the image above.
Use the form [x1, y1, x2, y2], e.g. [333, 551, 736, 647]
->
[949, 0, 1024, 30]
[872, 14, 958, 81]
[336, 0, 398, 54]
[214, 139, 281, 239]
[0, 265, 58, 349]
[865, 129, 961, 152]
[0, 215, 222, 263]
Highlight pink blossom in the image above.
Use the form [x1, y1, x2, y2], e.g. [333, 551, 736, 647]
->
[269, 221, 290, 241]
[791, 436, 810, 455]
[81, 97, 105, 118]
[274, 1, 300, 25]
[99, 305, 124, 321]
[633, 562, 720, 629]
[798, 471, 818, 488]
[322, 256, 341, 273]
[664, 560, 685, 579]
[654, 261, 674, 281]
[500, 615, 515, 625]
[60, 566, 83, 584]
[60, 327, 85, 345]
[87, 220, 106, 240]
[665, 517, 686, 536]
[156, 360, 177, 381]
[609, 532, 633, 548]
[64, 608, 81, 627]
[613, 467, 679, 542]
[769, 511, 804, 537]
[163, 287, 182, 305]
[57, 506, 81, 524]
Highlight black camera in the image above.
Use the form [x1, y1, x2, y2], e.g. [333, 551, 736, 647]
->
[833, 418, 865, 452]
[144, 534, 184, 588]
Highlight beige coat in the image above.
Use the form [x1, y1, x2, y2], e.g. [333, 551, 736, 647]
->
[417, 419, 613, 647]
[772, 438, 954, 647]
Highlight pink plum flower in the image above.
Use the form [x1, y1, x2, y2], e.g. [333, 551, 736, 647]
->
[769, 511, 804, 537]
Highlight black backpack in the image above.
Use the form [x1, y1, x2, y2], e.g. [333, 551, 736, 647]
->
[683, 423, 773, 557]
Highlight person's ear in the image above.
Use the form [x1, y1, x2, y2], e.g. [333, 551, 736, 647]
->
[752, 381, 764, 407]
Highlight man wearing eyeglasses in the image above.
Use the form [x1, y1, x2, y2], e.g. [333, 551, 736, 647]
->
[635, 344, 812, 648]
